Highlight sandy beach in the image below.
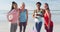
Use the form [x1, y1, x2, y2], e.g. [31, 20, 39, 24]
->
[0, 11, 60, 32]
[0, 20, 60, 32]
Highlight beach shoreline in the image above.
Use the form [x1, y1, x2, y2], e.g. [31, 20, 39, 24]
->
[0, 21, 60, 32]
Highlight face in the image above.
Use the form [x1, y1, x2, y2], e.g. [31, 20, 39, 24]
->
[44, 4, 48, 9]
[13, 4, 17, 9]
[36, 4, 41, 9]
[21, 3, 25, 9]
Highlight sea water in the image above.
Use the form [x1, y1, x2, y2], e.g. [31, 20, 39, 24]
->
[0, 10, 60, 24]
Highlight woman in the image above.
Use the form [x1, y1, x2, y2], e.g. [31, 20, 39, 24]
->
[44, 3, 53, 32]
[32, 2, 44, 32]
[19, 2, 28, 32]
[7, 1, 19, 32]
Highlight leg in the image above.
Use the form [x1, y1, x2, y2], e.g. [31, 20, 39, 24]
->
[38, 22, 42, 32]
[35, 22, 38, 32]
[49, 26, 53, 32]
[10, 23, 17, 32]
[45, 25, 49, 32]
[23, 22, 26, 32]
[10, 24, 14, 32]
[35, 22, 42, 32]
[14, 23, 17, 32]
[19, 22, 22, 32]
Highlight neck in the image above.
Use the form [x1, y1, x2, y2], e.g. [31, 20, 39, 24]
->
[21, 8, 25, 11]
[37, 8, 41, 11]
[37, 8, 40, 10]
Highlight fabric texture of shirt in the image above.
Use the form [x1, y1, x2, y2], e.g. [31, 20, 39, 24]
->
[19, 9, 27, 22]
[7, 9, 19, 23]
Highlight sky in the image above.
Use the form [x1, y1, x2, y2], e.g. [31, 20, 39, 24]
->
[0, 0, 60, 10]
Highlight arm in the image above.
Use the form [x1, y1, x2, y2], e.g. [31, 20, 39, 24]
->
[26, 9, 28, 25]
[17, 9, 20, 25]
[32, 10, 35, 18]
[48, 10, 51, 25]
[47, 10, 51, 29]
[36, 9, 45, 17]
[42, 9, 45, 17]
[7, 10, 13, 21]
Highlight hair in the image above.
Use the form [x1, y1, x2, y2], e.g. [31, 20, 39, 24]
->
[22, 2, 25, 5]
[9, 1, 17, 13]
[10, 1, 17, 11]
[36, 2, 41, 5]
[45, 3, 50, 11]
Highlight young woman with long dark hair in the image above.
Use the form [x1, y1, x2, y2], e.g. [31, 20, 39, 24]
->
[7, 1, 19, 32]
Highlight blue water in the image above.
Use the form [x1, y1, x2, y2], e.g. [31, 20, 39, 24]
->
[0, 10, 60, 23]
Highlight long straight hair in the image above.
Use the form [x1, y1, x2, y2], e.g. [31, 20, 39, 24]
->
[9, 1, 17, 12]
[45, 3, 50, 11]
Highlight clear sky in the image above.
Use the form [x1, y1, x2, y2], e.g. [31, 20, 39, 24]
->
[0, 0, 60, 10]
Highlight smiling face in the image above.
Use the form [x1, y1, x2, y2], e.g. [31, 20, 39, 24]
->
[36, 4, 41, 9]
[21, 3, 25, 10]
[44, 3, 49, 10]
[36, 2, 41, 9]
[13, 4, 17, 9]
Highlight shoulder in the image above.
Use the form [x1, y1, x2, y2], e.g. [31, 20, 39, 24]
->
[25, 9, 27, 11]
[18, 8, 21, 13]
[9, 9, 15, 13]
[25, 9, 28, 12]
[18, 8, 21, 11]
[41, 8, 45, 12]
[34, 9, 37, 12]
[40, 8, 45, 11]
[34, 9, 37, 11]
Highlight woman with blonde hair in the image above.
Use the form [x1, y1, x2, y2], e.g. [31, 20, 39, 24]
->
[19, 2, 28, 32]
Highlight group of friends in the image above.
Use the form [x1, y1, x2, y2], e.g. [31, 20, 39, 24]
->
[7, 1, 53, 32]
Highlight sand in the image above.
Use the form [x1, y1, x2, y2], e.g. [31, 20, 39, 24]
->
[0, 21, 60, 32]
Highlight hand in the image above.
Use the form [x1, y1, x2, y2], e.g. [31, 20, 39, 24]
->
[45, 23, 50, 29]
[26, 22, 27, 26]
[17, 22, 20, 26]
[48, 26, 49, 29]
[36, 14, 43, 17]
[36, 14, 40, 16]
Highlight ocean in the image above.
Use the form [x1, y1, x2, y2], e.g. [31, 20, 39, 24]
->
[0, 10, 60, 24]
[0, 10, 60, 32]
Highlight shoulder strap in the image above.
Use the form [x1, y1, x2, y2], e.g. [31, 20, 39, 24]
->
[34, 9, 37, 13]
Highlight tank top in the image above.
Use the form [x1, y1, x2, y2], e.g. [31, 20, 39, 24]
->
[34, 9, 43, 23]
[19, 9, 27, 22]
[44, 10, 53, 26]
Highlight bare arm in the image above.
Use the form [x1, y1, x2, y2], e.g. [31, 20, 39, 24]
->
[26, 9, 28, 24]
[32, 10, 35, 18]
[48, 10, 51, 24]
[36, 9, 45, 17]
[48, 10, 51, 29]
[49, 11, 51, 21]
[17, 9, 20, 25]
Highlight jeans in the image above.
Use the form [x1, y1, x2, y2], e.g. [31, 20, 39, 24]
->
[35, 22, 42, 32]
[19, 22, 26, 32]
[10, 23, 17, 32]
